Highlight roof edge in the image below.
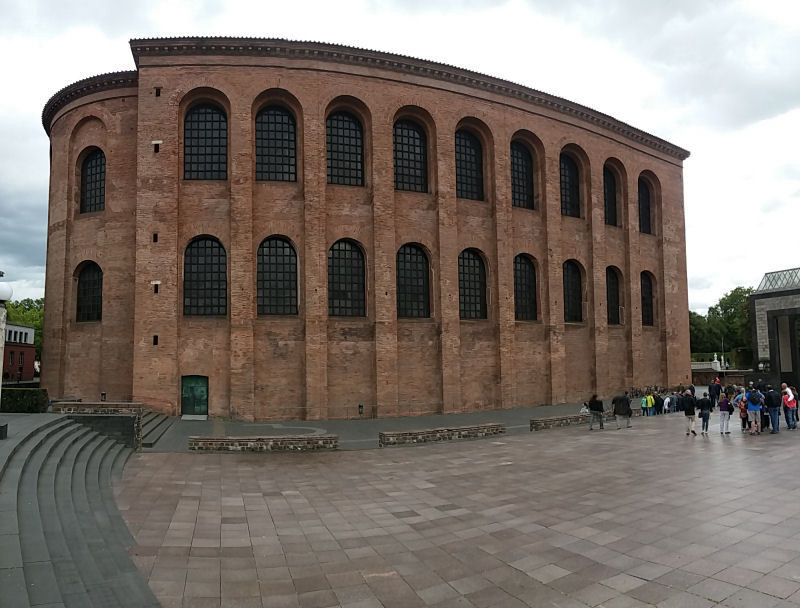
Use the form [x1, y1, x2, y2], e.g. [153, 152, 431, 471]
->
[41, 70, 139, 135]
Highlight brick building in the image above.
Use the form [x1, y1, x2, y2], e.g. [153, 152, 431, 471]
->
[41, 37, 691, 420]
[3, 322, 36, 383]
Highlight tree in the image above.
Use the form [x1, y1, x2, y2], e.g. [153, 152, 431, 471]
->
[689, 310, 716, 353]
[706, 286, 754, 350]
[6, 298, 44, 360]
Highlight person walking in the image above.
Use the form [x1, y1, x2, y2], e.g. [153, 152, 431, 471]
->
[654, 392, 664, 416]
[682, 390, 697, 436]
[734, 387, 748, 432]
[612, 392, 633, 429]
[588, 394, 604, 430]
[746, 385, 763, 435]
[697, 392, 713, 435]
[782, 383, 796, 429]
[718, 392, 733, 435]
[764, 385, 782, 434]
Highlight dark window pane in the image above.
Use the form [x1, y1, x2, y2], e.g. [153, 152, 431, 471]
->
[641, 273, 654, 326]
[455, 130, 483, 200]
[184, 238, 227, 315]
[639, 178, 652, 234]
[396, 244, 430, 318]
[328, 240, 365, 316]
[514, 255, 536, 320]
[606, 267, 620, 325]
[603, 166, 617, 226]
[458, 249, 486, 319]
[76, 262, 102, 322]
[394, 120, 427, 192]
[563, 260, 582, 322]
[184, 104, 227, 180]
[80, 149, 105, 213]
[510, 142, 534, 209]
[327, 112, 363, 186]
[255, 106, 296, 182]
[257, 237, 298, 315]
[560, 154, 580, 217]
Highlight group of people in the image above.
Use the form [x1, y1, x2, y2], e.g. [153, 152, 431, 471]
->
[584, 379, 799, 435]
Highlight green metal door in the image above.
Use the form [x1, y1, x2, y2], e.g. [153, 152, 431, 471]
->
[181, 375, 209, 416]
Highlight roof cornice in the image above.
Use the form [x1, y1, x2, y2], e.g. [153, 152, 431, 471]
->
[42, 70, 139, 134]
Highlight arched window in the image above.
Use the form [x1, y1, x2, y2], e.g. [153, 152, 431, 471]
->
[393, 119, 427, 193]
[641, 272, 655, 326]
[326, 111, 364, 186]
[606, 267, 621, 325]
[455, 130, 483, 200]
[560, 153, 580, 217]
[184, 104, 227, 180]
[458, 249, 487, 319]
[510, 142, 534, 209]
[603, 166, 617, 226]
[255, 106, 296, 182]
[514, 255, 536, 320]
[183, 237, 227, 316]
[76, 262, 102, 322]
[639, 178, 652, 234]
[563, 260, 583, 322]
[328, 240, 365, 317]
[396, 244, 430, 318]
[80, 148, 105, 213]
[257, 237, 298, 315]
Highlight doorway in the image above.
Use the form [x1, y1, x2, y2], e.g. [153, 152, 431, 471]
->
[181, 375, 209, 416]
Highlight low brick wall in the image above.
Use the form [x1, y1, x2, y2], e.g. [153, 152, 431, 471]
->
[378, 423, 505, 447]
[188, 435, 338, 452]
[53, 403, 144, 449]
[530, 407, 644, 431]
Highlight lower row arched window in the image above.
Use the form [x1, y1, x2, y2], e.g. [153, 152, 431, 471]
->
[76, 262, 102, 322]
[458, 249, 486, 319]
[641, 272, 655, 326]
[606, 266, 621, 325]
[563, 260, 583, 322]
[184, 237, 227, 316]
[328, 239, 365, 316]
[257, 237, 297, 315]
[514, 255, 536, 320]
[396, 244, 429, 318]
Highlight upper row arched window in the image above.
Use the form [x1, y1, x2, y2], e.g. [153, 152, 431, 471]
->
[80, 148, 105, 213]
[394, 120, 427, 193]
[184, 104, 228, 180]
[639, 178, 652, 234]
[510, 142, 534, 209]
[255, 106, 296, 182]
[455, 130, 484, 201]
[603, 166, 618, 226]
[560, 154, 580, 218]
[327, 112, 364, 186]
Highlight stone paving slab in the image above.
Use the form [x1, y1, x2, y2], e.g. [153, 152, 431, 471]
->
[115, 413, 800, 607]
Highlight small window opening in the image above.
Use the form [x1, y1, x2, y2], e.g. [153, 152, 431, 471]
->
[153, 335, 159, 346]
[153, 283, 159, 294]
[155, 87, 161, 97]
[152, 233, 158, 243]
[154, 143, 160, 153]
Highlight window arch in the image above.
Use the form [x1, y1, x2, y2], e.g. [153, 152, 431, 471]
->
[455, 130, 483, 200]
[396, 244, 430, 318]
[326, 111, 364, 186]
[80, 148, 105, 213]
[606, 266, 621, 325]
[510, 142, 534, 209]
[514, 254, 537, 320]
[328, 240, 365, 317]
[76, 262, 102, 322]
[563, 260, 583, 322]
[638, 178, 652, 234]
[641, 272, 655, 326]
[603, 166, 618, 226]
[560, 153, 580, 217]
[393, 119, 427, 192]
[184, 103, 227, 180]
[184, 237, 227, 316]
[255, 106, 296, 182]
[458, 249, 487, 319]
[257, 237, 298, 315]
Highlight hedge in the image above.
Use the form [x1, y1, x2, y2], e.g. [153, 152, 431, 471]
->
[0, 388, 50, 413]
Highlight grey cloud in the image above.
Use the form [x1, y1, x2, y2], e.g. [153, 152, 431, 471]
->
[0, 187, 47, 275]
[688, 277, 711, 290]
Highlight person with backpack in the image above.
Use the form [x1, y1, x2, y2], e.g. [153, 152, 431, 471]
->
[764, 385, 782, 434]
[718, 392, 733, 435]
[746, 385, 763, 435]
[681, 390, 697, 436]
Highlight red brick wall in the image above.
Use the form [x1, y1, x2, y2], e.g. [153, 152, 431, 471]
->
[41, 42, 691, 419]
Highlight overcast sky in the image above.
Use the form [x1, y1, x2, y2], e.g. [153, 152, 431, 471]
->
[1, 0, 798, 314]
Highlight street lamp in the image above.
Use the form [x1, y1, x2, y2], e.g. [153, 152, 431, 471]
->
[0, 272, 14, 409]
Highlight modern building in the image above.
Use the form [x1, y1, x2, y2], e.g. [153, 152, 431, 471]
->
[41, 37, 691, 420]
[750, 268, 800, 388]
[3, 322, 36, 383]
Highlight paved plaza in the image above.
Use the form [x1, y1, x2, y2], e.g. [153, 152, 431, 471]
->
[116, 413, 800, 607]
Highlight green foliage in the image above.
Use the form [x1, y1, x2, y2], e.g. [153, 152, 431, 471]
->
[5, 298, 43, 360]
[690, 286, 755, 357]
[0, 388, 49, 413]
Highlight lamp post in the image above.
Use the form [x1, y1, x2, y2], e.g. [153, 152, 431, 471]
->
[0, 272, 14, 409]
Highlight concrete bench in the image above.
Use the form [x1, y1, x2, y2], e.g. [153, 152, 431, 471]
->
[378, 423, 505, 447]
[0, 423, 7, 439]
[188, 434, 338, 452]
[530, 407, 644, 431]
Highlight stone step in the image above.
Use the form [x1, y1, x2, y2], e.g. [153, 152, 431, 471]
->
[102, 444, 135, 549]
[141, 412, 174, 448]
[38, 426, 97, 608]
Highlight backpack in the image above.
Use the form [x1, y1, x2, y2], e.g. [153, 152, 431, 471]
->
[748, 390, 761, 405]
